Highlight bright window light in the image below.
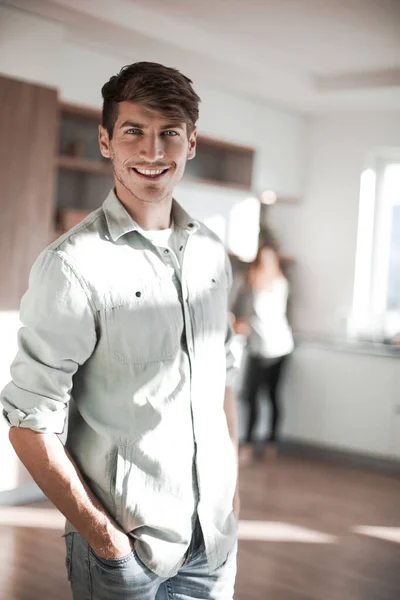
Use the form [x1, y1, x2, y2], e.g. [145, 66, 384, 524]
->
[384, 164, 400, 314]
[370, 164, 399, 317]
[351, 157, 400, 339]
[351, 169, 376, 334]
[228, 197, 260, 262]
[239, 520, 337, 544]
[353, 525, 400, 545]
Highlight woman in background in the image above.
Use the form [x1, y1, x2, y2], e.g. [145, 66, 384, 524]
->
[231, 242, 294, 465]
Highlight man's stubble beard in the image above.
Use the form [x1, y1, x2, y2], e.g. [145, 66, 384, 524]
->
[112, 160, 171, 205]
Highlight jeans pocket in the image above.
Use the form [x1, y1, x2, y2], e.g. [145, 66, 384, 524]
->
[89, 547, 136, 571]
[88, 542, 158, 598]
[64, 533, 74, 582]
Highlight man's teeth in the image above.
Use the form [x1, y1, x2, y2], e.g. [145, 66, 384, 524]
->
[135, 168, 166, 176]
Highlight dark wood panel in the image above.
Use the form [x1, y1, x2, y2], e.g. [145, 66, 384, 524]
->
[0, 75, 58, 309]
[60, 101, 101, 122]
[57, 155, 112, 174]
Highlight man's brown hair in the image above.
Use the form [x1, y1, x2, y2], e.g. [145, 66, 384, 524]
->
[101, 62, 201, 139]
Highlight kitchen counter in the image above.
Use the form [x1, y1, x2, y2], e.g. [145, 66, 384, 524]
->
[294, 334, 400, 358]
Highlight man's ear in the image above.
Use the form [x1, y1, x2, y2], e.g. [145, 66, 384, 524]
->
[187, 128, 197, 161]
[99, 125, 111, 159]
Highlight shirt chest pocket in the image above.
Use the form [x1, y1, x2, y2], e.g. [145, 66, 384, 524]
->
[192, 275, 228, 338]
[105, 284, 183, 365]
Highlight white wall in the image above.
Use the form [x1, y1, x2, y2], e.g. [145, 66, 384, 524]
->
[0, 5, 63, 89]
[268, 110, 400, 336]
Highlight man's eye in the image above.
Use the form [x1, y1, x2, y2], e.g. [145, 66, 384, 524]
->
[126, 129, 141, 135]
[162, 131, 178, 137]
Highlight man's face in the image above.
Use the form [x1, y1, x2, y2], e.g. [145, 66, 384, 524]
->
[99, 101, 197, 205]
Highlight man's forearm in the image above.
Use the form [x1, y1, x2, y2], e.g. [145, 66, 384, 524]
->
[9, 427, 131, 557]
[224, 386, 238, 456]
[224, 386, 240, 518]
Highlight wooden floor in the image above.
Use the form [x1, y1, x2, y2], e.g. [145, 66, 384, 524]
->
[1, 453, 399, 599]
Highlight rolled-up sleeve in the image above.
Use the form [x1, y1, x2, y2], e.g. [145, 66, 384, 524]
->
[1, 250, 97, 433]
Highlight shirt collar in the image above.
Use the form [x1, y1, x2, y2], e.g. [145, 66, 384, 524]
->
[102, 189, 199, 242]
[171, 200, 199, 233]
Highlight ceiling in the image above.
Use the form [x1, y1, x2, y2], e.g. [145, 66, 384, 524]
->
[4, 0, 400, 113]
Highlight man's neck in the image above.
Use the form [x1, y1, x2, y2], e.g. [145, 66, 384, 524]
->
[115, 187, 173, 231]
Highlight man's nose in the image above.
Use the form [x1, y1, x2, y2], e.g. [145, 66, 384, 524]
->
[138, 134, 165, 161]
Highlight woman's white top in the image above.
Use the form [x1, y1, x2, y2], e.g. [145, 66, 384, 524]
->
[248, 276, 294, 359]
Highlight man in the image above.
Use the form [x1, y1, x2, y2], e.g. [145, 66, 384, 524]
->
[1, 62, 239, 599]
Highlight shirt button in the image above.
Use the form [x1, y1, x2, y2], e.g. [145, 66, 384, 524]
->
[164, 249, 169, 254]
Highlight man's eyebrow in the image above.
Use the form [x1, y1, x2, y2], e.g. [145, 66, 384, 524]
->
[119, 120, 146, 129]
[119, 121, 184, 130]
[160, 123, 184, 130]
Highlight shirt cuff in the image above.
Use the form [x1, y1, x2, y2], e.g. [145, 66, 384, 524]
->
[4, 407, 66, 434]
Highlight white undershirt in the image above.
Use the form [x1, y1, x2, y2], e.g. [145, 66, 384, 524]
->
[141, 221, 181, 256]
[138, 222, 183, 286]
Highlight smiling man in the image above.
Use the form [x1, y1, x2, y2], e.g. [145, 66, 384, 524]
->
[0, 62, 239, 599]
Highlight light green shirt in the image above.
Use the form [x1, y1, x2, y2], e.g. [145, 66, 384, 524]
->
[1, 190, 237, 577]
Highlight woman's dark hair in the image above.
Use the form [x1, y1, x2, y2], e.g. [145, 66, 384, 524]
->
[247, 240, 282, 287]
[101, 62, 201, 139]
[252, 236, 280, 269]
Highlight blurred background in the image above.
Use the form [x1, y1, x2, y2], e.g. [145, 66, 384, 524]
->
[0, 1, 400, 598]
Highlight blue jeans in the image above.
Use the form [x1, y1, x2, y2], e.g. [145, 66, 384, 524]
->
[64, 524, 237, 600]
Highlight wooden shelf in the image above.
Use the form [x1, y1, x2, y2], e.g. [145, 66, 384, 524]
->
[183, 176, 252, 192]
[59, 101, 101, 121]
[196, 135, 255, 155]
[57, 155, 112, 175]
[280, 254, 296, 264]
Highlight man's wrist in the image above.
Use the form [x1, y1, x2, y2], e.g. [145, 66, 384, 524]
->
[83, 517, 119, 552]
[89, 523, 132, 559]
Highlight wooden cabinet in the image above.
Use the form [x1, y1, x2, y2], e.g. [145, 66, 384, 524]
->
[390, 364, 400, 460]
[0, 75, 58, 309]
[0, 75, 58, 493]
[320, 351, 394, 457]
[280, 345, 328, 445]
[281, 343, 399, 460]
[184, 135, 254, 189]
